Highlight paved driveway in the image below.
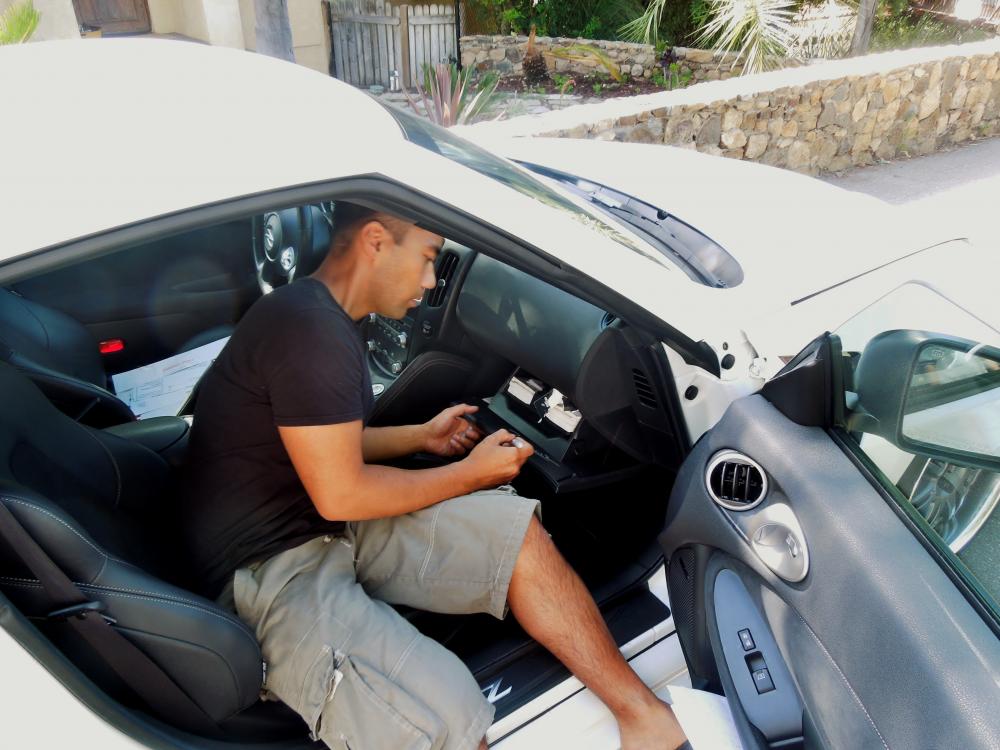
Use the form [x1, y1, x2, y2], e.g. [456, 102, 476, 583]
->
[822, 138, 1000, 252]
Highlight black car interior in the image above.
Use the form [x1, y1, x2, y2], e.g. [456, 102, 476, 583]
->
[0, 202, 687, 744]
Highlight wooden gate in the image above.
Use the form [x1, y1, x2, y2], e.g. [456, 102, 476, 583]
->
[72, 0, 151, 34]
[328, 1, 457, 89]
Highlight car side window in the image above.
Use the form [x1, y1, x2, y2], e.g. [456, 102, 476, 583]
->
[835, 283, 1000, 614]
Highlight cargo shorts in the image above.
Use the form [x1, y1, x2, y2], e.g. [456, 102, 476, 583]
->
[231, 488, 541, 750]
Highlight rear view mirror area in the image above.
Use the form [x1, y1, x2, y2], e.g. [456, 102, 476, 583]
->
[851, 330, 1000, 473]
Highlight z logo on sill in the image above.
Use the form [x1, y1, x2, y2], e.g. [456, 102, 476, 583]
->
[481, 678, 512, 704]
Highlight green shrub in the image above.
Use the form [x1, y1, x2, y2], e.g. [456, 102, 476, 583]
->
[870, 9, 992, 51]
[465, 0, 644, 40]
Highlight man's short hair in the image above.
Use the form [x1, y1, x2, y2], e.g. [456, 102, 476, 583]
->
[330, 202, 412, 257]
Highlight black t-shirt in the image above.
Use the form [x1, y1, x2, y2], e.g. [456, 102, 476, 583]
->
[182, 278, 373, 597]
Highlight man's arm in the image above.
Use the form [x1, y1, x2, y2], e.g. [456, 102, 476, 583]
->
[362, 424, 426, 463]
[361, 403, 483, 463]
[280, 420, 532, 521]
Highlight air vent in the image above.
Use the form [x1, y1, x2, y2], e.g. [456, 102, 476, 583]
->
[632, 368, 658, 409]
[428, 251, 459, 308]
[705, 451, 767, 511]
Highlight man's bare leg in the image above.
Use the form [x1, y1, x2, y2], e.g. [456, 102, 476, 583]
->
[506, 517, 688, 750]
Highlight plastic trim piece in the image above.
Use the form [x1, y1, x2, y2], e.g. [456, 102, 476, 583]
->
[712, 568, 803, 744]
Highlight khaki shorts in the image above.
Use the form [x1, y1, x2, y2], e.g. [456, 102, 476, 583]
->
[231, 488, 540, 750]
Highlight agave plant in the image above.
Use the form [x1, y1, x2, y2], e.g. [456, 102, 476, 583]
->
[404, 63, 501, 127]
[0, 0, 40, 45]
[694, 0, 796, 74]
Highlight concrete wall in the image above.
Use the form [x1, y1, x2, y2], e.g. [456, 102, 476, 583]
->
[460, 35, 797, 83]
[471, 39, 1000, 176]
[1, 0, 79, 41]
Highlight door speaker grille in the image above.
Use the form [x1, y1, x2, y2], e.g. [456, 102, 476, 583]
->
[705, 451, 767, 511]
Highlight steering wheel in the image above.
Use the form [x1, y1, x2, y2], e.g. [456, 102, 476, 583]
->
[252, 206, 315, 295]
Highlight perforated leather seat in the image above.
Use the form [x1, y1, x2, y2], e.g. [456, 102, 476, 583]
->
[0, 361, 267, 733]
[0, 288, 231, 427]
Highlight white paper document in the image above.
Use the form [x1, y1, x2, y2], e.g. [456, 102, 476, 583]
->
[111, 337, 229, 420]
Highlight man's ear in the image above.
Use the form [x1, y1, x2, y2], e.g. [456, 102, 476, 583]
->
[356, 220, 387, 261]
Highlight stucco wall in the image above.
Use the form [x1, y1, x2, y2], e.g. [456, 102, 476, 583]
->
[471, 39, 1000, 176]
[1, 0, 79, 41]
[149, 0, 211, 42]
[459, 35, 796, 83]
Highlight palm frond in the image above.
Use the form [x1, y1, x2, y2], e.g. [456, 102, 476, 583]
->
[548, 45, 624, 83]
[694, 0, 796, 75]
[619, 0, 669, 45]
[0, 0, 41, 45]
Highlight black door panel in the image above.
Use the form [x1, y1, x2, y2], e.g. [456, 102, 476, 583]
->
[661, 394, 1000, 750]
[12, 220, 256, 372]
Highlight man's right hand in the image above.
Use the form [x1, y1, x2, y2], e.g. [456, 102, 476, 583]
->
[462, 429, 534, 490]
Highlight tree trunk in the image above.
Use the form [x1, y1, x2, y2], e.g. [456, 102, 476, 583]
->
[850, 0, 877, 56]
[254, 0, 295, 62]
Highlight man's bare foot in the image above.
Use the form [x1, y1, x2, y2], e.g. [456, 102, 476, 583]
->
[617, 697, 688, 750]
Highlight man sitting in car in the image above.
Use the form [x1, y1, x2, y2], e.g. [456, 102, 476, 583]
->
[182, 202, 689, 750]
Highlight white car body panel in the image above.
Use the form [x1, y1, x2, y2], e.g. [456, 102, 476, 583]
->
[0, 627, 144, 749]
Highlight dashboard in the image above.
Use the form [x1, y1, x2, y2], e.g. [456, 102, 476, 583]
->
[357, 241, 683, 490]
[252, 202, 683, 483]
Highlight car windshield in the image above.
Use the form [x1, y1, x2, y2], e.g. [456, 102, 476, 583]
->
[376, 101, 668, 267]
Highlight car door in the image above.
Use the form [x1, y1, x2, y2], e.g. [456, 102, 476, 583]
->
[660, 301, 1000, 748]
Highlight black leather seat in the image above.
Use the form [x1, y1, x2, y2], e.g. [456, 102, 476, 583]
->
[0, 288, 231, 427]
[0, 361, 271, 736]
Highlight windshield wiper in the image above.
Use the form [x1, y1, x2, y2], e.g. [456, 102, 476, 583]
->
[585, 189, 726, 287]
[519, 162, 741, 288]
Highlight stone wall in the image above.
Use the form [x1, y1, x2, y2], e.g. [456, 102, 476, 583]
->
[459, 35, 795, 83]
[469, 39, 1000, 175]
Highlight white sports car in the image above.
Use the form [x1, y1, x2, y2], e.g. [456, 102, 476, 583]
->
[2, 38, 999, 750]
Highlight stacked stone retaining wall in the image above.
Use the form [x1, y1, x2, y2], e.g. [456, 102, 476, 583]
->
[459, 35, 796, 83]
[469, 40, 1000, 175]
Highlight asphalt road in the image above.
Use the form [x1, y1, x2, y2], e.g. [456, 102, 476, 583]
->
[821, 137, 1000, 251]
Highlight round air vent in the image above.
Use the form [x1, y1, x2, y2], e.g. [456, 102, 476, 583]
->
[705, 451, 768, 511]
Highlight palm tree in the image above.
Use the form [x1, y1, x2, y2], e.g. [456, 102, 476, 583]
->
[621, 0, 796, 75]
[0, 0, 40, 45]
[254, 0, 294, 62]
[851, 0, 878, 55]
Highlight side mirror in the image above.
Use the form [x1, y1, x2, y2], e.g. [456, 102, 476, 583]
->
[852, 330, 1000, 472]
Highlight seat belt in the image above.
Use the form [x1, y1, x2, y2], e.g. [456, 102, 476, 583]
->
[0, 498, 223, 737]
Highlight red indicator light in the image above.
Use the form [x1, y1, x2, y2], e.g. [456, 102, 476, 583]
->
[99, 339, 125, 355]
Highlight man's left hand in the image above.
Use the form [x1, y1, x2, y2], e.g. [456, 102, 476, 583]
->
[422, 404, 483, 457]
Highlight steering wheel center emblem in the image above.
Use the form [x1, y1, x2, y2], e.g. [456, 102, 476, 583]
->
[279, 247, 296, 273]
[263, 213, 283, 262]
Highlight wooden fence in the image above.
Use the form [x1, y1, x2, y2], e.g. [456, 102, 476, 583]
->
[328, 1, 457, 89]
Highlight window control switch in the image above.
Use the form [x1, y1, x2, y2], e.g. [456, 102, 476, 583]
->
[738, 629, 755, 651]
[752, 668, 775, 694]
